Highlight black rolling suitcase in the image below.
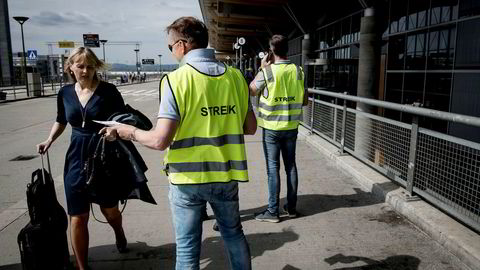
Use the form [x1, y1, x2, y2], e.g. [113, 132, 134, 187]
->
[17, 152, 71, 270]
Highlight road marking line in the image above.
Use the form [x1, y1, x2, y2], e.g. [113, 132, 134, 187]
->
[133, 96, 154, 101]
[146, 89, 158, 95]
[119, 89, 136, 95]
[120, 89, 157, 96]
[131, 90, 153, 96]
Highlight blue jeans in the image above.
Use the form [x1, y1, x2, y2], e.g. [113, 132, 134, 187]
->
[169, 182, 251, 270]
[262, 128, 299, 214]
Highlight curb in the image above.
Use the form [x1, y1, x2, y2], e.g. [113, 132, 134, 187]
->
[298, 126, 480, 270]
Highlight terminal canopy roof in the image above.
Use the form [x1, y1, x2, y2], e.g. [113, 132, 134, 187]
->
[198, 0, 374, 59]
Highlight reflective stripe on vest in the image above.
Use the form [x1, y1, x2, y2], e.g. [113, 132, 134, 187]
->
[258, 102, 303, 112]
[257, 111, 303, 122]
[265, 66, 274, 82]
[170, 134, 245, 149]
[258, 63, 305, 130]
[169, 160, 248, 173]
[163, 64, 249, 184]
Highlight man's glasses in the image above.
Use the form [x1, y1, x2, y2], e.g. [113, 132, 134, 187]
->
[168, 39, 187, 52]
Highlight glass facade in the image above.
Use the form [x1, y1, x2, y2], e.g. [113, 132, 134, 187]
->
[0, 0, 13, 86]
[305, 0, 480, 141]
[383, 0, 480, 141]
[288, 36, 303, 67]
[307, 11, 362, 98]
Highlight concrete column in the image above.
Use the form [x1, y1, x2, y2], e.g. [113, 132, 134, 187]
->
[355, 8, 380, 161]
[301, 34, 311, 65]
[301, 34, 312, 125]
[356, 7, 379, 112]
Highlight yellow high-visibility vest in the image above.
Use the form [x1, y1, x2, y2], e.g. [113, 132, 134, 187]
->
[258, 63, 304, 131]
[162, 64, 249, 184]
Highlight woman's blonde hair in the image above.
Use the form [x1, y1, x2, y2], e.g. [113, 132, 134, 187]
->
[64, 47, 105, 83]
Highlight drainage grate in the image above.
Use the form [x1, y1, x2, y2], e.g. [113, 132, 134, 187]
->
[10, 155, 38, 161]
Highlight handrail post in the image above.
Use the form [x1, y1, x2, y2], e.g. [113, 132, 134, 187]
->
[406, 103, 421, 197]
[333, 99, 337, 142]
[310, 93, 315, 134]
[339, 92, 348, 154]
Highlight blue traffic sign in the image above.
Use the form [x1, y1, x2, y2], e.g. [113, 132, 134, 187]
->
[27, 50, 37, 60]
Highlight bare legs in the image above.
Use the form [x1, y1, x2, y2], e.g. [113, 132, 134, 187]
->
[70, 213, 89, 270]
[70, 206, 127, 270]
[101, 206, 127, 252]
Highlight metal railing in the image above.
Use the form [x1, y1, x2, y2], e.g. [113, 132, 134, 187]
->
[0, 78, 62, 101]
[0, 73, 163, 102]
[302, 88, 480, 232]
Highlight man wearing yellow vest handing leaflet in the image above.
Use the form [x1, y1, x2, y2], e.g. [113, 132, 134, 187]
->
[101, 17, 257, 270]
[249, 35, 308, 223]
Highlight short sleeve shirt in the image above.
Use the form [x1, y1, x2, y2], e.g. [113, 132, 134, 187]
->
[158, 48, 253, 121]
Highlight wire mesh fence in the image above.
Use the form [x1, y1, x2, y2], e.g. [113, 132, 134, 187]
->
[301, 89, 480, 232]
[312, 100, 336, 140]
[415, 129, 480, 224]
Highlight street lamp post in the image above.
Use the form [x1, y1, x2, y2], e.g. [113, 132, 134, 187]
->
[134, 49, 140, 77]
[13, 16, 29, 97]
[158, 54, 162, 78]
[99, 39, 107, 81]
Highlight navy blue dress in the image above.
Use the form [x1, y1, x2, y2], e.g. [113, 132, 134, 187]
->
[56, 81, 125, 215]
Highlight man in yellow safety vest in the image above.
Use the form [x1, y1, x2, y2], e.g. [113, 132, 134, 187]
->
[249, 34, 308, 223]
[103, 16, 257, 270]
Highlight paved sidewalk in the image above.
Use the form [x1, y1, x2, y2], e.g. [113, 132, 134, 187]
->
[0, 128, 476, 269]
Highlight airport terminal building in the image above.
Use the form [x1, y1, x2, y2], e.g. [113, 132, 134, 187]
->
[200, 0, 480, 142]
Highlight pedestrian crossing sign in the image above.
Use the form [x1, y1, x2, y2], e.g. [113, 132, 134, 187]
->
[27, 50, 37, 60]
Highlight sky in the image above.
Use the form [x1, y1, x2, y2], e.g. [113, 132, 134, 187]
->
[8, 0, 204, 65]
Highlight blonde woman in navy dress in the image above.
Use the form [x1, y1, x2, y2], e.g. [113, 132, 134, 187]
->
[36, 47, 128, 270]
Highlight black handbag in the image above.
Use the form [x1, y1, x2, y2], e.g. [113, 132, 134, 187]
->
[84, 135, 134, 205]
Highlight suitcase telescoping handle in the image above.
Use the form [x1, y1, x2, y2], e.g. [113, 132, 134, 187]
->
[40, 151, 52, 185]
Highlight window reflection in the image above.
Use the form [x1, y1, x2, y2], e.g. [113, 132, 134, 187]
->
[390, 0, 407, 33]
[455, 18, 480, 69]
[423, 73, 450, 131]
[387, 36, 405, 69]
[406, 33, 426, 69]
[407, 0, 430, 30]
[427, 27, 455, 69]
[431, 6, 442, 25]
[418, 10, 427, 28]
[450, 73, 480, 141]
[459, 0, 480, 18]
[425, 73, 451, 96]
[403, 73, 425, 103]
[385, 73, 403, 120]
[430, 0, 458, 25]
